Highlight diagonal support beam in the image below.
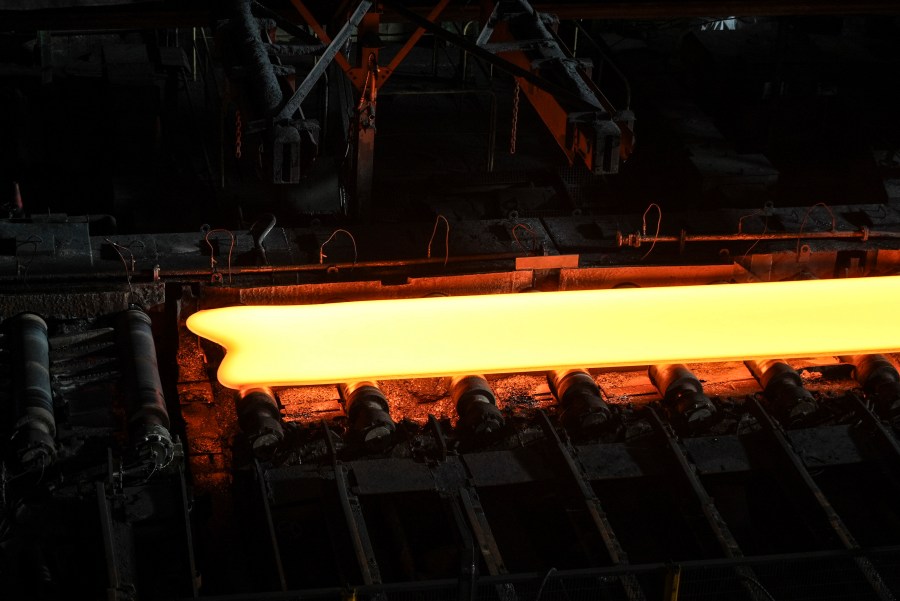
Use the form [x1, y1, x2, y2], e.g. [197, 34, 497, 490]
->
[474, 1, 500, 47]
[322, 421, 382, 585]
[280, 0, 373, 121]
[537, 411, 647, 601]
[289, 0, 354, 73]
[646, 407, 772, 601]
[381, 0, 451, 85]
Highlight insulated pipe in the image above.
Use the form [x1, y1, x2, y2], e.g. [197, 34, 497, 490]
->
[648, 364, 716, 427]
[548, 369, 611, 436]
[8, 313, 56, 470]
[840, 354, 900, 424]
[236, 387, 284, 455]
[338, 381, 395, 451]
[231, 0, 283, 117]
[745, 359, 817, 424]
[118, 309, 174, 468]
[450, 375, 504, 436]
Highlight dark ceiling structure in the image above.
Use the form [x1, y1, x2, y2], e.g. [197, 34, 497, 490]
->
[2, 1, 900, 600]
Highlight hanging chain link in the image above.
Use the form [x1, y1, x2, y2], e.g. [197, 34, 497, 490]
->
[358, 70, 372, 111]
[510, 80, 520, 155]
[234, 110, 243, 159]
[357, 54, 378, 131]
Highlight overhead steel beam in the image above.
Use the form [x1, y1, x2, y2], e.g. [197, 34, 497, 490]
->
[4, 2, 900, 32]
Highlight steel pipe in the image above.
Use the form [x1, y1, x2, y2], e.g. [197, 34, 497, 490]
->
[338, 381, 395, 451]
[450, 375, 504, 436]
[118, 309, 174, 468]
[648, 364, 716, 427]
[840, 354, 900, 424]
[548, 369, 611, 436]
[618, 227, 900, 249]
[236, 387, 285, 455]
[0, 251, 526, 284]
[7, 313, 56, 470]
[745, 359, 817, 425]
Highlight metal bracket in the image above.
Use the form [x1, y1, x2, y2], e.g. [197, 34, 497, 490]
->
[271, 120, 320, 184]
[468, 0, 632, 174]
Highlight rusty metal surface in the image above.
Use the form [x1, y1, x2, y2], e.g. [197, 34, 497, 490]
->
[0, 212, 897, 285]
[558, 264, 753, 289]
[0, 283, 164, 319]
[515, 254, 579, 270]
[234, 271, 535, 304]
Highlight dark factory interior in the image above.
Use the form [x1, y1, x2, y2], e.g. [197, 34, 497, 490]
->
[3, 1, 900, 599]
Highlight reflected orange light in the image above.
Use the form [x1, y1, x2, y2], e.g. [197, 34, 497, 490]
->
[186, 276, 900, 390]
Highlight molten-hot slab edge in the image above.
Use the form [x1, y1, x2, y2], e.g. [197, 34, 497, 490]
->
[186, 276, 900, 389]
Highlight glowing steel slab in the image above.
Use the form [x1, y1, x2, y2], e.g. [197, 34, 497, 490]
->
[187, 276, 900, 390]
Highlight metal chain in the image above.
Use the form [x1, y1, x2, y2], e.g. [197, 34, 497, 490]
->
[358, 70, 372, 111]
[510, 80, 520, 155]
[235, 110, 243, 159]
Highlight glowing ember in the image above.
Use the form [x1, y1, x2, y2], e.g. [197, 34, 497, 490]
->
[186, 276, 900, 390]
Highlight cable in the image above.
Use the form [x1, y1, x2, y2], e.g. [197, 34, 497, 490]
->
[738, 574, 777, 601]
[738, 209, 769, 260]
[319, 229, 358, 265]
[796, 202, 836, 257]
[204, 228, 235, 284]
[511, 223, 541, 255]
[427, 215, 451, 266]
[15, 234, 42, 283]
[104, 237, 135, 298]
[249, 214, 276, 266]
[640, 203, 662, 260]
[534, 567, 557, 601]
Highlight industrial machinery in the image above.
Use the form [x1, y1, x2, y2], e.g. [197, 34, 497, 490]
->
[3, 1, 900, 600]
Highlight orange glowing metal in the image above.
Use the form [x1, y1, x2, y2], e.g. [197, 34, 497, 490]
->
[186, 276, 900, 390]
